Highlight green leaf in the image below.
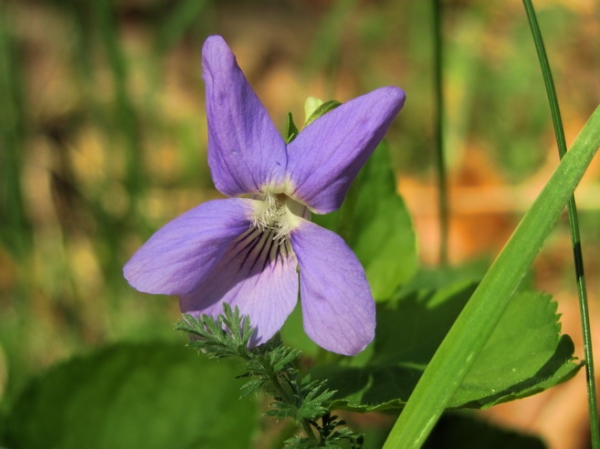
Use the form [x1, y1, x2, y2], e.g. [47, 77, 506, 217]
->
[311, 283, 581, 412]
[383, 105, 600, 449]
[351, 143, 418, 299]
[454, 292, 577, 408]
[280, 303, 320, 356]
[396, 261, 491, 295]
[4, 342, 257, 449]
[314, 143, 418, 301]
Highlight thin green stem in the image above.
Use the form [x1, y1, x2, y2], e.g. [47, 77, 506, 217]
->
[432, 0, 449, 265]
[0, 1, 30, 261]
[522, 2, 599, 448]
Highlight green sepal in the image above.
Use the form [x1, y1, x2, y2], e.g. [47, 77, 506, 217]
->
[285, 111, 299, 143]
[305, 100, 342, 126]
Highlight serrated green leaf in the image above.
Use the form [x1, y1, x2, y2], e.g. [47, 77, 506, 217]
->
[452, 291, 579, 408]
[300, 393, 336, 421]
[239, 377, 267, 398]
[310, 284, 581, 412]
[266, 400, 303, 420]
[296, 402, 329, 421]
[4, 342, 257, 449]
[270, 346, 301, 372]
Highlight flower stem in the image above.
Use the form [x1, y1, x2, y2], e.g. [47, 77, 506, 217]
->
[522, 2, 600, 448]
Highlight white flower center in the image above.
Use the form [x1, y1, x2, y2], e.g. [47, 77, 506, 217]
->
[251, 192, 308, 242]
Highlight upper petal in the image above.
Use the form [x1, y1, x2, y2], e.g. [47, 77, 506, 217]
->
[202, 36, 287, 196]
[180, 228, 299, 346]
[124, 198, 252, 295]
[290, 221, 376, 355]
[286, 87, 405, 213]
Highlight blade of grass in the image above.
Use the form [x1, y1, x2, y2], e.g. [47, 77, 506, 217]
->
[523, 1, 600, 447]
[156, 0, 210, 54]
[382, 104, 600, 449]
[0, 1, 30, 260]
[306, 0, 358, 97]
[67, 0, 146, 295]
[93, 0, 145, 215]
[0, 2, 33, 398]
[432, 0, 449, 266]
[60, 0, 132, 298]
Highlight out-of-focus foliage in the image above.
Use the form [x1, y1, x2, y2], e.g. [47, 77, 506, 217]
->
[4, 342, 258, 449]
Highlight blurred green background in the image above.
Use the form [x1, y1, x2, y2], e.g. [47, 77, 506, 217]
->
[0, 0, 599, 432]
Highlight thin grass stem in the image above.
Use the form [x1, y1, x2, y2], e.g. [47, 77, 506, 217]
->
[522, 2, 600, 447]
[432, 0, 449, 266]
[0, 2, 30, 261]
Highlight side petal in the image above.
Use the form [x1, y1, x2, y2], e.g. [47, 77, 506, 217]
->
[180, 229, 299, 346]
[124, 198, 252, 295]
[290, 221, 375, 355]
[286, 86, 405, 213]
[202, 35, 287, 196]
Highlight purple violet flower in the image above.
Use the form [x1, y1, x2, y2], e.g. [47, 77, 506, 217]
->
[124, 35, 406, 355]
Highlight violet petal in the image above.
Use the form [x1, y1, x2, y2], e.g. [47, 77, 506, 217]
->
[180, 227, 299, 346]
[290, 221, 375, 355]
[286, 86, 405, 214]
[124, 198, 252, 295]
[202, 36, 287, 197]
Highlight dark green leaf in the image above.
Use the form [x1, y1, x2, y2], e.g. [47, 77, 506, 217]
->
[424, 412, 546, 449]
[311, 284, 581, 411]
